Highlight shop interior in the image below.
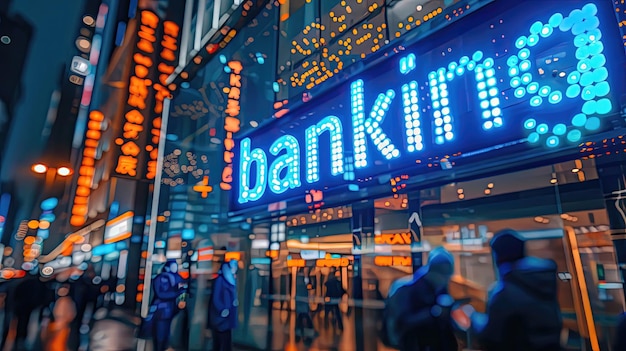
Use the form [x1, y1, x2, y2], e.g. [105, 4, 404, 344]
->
[234, 158, 625, 350]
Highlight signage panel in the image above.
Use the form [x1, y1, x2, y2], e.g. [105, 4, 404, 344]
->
[231, 1, 626, 211]
[104, 211, 134, 244]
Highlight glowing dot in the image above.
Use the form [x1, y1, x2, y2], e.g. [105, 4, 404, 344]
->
[566, 84, 581, 98]
[584, 116, 600, 131]
[548, 91, 562, 104]
[553, 123, 566, 135]
[546, 136, 559, 147]
[570, 113, 586, 127]
[536, 123, 548, 134]
[530, 96, 543, 107]
[524, 118, 537, 129]
[567, 129, 582, 142]
[528, 132, 540, 143]
[596, 98, 612, 114]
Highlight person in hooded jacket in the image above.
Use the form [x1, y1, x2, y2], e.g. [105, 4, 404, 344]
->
[150, 259, 185, 351]
[468, 229, 562, 351]
[209, 259, 239, 351]
[384, 246, 458, 351]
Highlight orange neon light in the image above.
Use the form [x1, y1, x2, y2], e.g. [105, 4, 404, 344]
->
[225, 252, 241, 262]
[374, 232, 413, 245]
[145, 20, 179, 180]
[374, 256, 412, 267]
[316, 257, 349, 268]
[115, 10, 159, 179]
[220, 61, 242, 191]
[287, 259, 306, 268]
[71, 110, 104, 227]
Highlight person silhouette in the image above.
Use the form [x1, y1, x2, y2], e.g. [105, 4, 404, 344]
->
[383, 246, 458, 351]
[150, 259, 185, 351]
[468, 229, 562, 351]
[209, 259, 239, 351]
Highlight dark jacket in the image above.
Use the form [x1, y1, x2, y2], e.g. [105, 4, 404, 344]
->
[152, 271, 183, 320]
[209, 274, 238, 332]
[384, 270, 458, 351]
[472, 257, 562, 351]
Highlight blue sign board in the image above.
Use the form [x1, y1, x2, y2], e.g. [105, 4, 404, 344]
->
[231, 1, 626, 211]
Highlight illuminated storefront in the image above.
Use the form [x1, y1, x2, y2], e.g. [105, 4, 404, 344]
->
[161, 0, 626, 350]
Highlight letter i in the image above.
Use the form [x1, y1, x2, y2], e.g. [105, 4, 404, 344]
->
[401, 81, 424, 153]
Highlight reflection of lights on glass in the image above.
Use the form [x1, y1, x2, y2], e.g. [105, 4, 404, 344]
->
[41, 266, 54, 276]
[57, 167, 72, 176]
[32, 164, 48, 174]
[83, 15, 95, 26]
[27, 220, 39, 230]
[76, 37, 91, 52]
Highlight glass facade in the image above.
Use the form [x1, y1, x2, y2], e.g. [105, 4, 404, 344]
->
[151, 0, 626, 350]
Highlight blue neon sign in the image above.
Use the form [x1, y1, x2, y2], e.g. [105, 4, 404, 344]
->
[232, 1, 625, 209]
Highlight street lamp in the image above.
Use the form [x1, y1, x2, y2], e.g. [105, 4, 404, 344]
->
[31, 163, 73, 177]
[31, 163, 74, 189]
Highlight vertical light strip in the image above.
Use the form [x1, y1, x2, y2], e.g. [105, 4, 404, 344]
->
[212, 0, 222, 29]
[195, 0, 206, 51]
[401, 81, 423, 152]
[351, 80, 367, 168]
[141, 97, 171, 318]
[178, 0, 195, 67]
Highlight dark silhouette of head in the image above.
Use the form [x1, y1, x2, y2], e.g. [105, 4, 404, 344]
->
[425, 247, 454, 288]
[163, 259, 178, 273]
[491, 229, 526, 266]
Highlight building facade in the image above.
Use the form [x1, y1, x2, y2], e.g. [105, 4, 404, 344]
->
[156, 0, 626, 350]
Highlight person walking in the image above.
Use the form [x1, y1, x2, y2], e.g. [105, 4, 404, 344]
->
[324, 270, 346, 331]
[467, 229, 562, 351]
[209, 259, 239, 351]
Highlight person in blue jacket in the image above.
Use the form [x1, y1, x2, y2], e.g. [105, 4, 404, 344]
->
[150, 259, 185, 351]
[468, 229, 562, 351]
[210, 259, 239, 351]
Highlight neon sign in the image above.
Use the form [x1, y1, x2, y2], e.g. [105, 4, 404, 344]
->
[71, 110, 104, 227]
[233, 1, 625, 208]
[115, 10, 159, 178]
[221, 61, 242, 191]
